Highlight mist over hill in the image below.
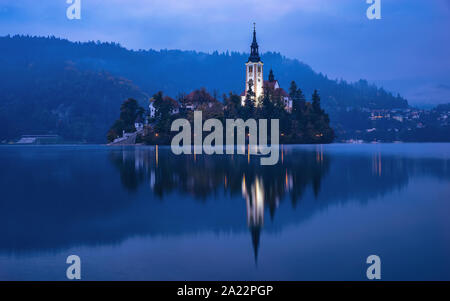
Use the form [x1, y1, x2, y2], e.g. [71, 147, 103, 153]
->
[0, 35, 408, 142]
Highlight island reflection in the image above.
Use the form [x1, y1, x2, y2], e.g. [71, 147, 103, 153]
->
[0, 145, 448, 260]
[109, 146, 330, 261]
[108, 145, 449, 261]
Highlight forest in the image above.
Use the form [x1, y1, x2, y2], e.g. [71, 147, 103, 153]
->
[0, 35, 413, 143]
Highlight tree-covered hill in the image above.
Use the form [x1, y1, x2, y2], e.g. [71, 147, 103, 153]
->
[0, 35, 408, 142]
[0, 52, 148, 142]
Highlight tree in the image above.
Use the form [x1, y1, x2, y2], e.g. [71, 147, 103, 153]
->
[107, 98, 144, 142]
[289, 81, 306, 118]
[152, 91, 177, 136]
[243, 80, 256, 119]
[260, 85, 275, 118]
[118, 99, 141, 132]
[188, 88, 216, 106]
[224, 92, 242, 119]
[289, 81, 297, 99]
[312, 90, 322, 114]
[308, 90, 335, 143]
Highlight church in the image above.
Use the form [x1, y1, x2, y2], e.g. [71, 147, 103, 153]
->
[241, 25, 292, 112]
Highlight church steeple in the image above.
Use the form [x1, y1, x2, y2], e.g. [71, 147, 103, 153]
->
[242, 23, 264, 106]
[268, 69, 275, 82]
[248, 23, 261, 63]
[250, 225, 261, 264]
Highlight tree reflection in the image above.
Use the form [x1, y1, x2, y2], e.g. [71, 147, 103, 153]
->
[1, 145, 448, 256]
[109, 146, 331, 261]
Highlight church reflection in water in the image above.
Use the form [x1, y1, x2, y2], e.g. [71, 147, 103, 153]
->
[109, 145, 331, 261]
[1, 145, 449, 258]
[242, 175, 264, 262]
[105, 144, 450, 262]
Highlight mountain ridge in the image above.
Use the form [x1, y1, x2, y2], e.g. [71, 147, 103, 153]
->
[0, 35, 409, 142]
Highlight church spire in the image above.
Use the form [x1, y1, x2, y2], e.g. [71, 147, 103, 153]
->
[252, 22, 257, 44]
[250, 225, 261, 264]
[248, 23, 261, 63]
[268, 69, 275, 82]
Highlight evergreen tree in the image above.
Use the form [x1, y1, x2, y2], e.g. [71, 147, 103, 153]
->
[152, 91, 177, 136]
[312, 90, 322, 114]
[260, 87, 275, 118]
[244, 80, 256, 119]
[308, 90, 334, 143]
[290, 81, 306, 118]
[224, 92, 242, 118]
[106, 98, 143, 142]
[289, 81, 297, 99]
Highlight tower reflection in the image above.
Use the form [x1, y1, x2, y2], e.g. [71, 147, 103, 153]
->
[242, 176, 264, 262]
[109, 146, 331, 261]
[1, 145, 448, 255]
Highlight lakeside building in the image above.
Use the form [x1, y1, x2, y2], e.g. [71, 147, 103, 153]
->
[15, 135, 61, 144]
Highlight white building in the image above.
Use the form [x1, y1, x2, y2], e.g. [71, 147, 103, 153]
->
[149, 101, 156, 118]
[134, 115, 144, 132]
[148, 98, 180, 119]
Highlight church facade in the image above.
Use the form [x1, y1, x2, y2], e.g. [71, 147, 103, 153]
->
[241, 25, 292, 112]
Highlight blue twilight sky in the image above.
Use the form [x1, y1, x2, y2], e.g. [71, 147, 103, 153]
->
[0, 0, 449, 106]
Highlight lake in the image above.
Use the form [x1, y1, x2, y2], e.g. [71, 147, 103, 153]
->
[0, 143, 449, 280]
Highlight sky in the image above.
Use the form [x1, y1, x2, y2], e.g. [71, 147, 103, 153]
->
[1, 0, 449, 106]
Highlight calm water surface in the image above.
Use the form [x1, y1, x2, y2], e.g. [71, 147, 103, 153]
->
[0, 144, 449, 280]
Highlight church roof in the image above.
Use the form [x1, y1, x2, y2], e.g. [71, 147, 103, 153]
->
[241, 82, 290, 98]
[263, 80, 290, 97]
[278, 88, 290, 98]
[248, 23, 261, 63]
[268, 69, 275, 82]
[263, 80, 277, 90]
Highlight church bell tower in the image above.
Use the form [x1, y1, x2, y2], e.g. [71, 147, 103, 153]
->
[244, 23, 264, 104]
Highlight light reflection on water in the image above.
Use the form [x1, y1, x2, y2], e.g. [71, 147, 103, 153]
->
[0, 144, 449, 280]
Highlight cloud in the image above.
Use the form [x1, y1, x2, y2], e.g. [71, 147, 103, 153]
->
[0, 0, 449, 104]
[91, 0, 334, 19]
